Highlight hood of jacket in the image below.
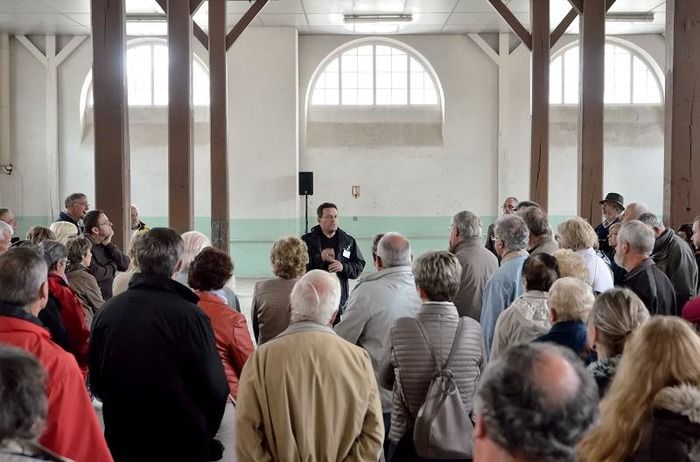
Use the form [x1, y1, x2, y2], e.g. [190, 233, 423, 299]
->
[654, 384, 700, 425]
[509, 290, 550, 330]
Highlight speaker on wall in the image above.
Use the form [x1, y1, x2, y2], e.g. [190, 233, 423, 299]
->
[299, 171, 314, 195]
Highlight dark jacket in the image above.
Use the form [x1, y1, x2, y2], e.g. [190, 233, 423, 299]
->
[535, 320, 593, 364]
[36, 295, 71, 353]
[302, 225, 365, 311]
[610, 250, 627, 285]
[629, 384, 700, 462]
[89, 273, 229, 462]
[595, 216, 621, 260]
[55, 211, 84, 234]
[652, 229, 699, 311]
[622, 258, 677, 315]
[588, 355, 620, 398]
[87, 235, 130, 300]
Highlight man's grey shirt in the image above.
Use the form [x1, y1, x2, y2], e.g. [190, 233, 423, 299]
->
[334, 265, 421, 412]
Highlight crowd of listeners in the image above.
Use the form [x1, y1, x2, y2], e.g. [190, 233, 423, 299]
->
[0, 192, 700, 462]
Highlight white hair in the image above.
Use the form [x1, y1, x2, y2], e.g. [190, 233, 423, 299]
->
[181, 231, 211, 268]
[452, 210, 482, 239]
[49, 221, 78, 245]
[624, 202, 650, 221]
[618, 220, 655, 256]
[289, 270, 340, 325]
[0, 221, 11, 239]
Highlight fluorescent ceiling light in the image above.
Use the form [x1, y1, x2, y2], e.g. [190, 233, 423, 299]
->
[606, 12, 654, 22]
[344, 14, 413, 24]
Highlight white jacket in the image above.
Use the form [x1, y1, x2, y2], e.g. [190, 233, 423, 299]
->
[491, 290, 550, 360]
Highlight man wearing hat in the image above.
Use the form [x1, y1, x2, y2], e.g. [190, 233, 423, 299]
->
[595, 193, 625, 260]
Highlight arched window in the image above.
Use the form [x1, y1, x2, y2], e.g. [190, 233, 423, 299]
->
[310, 42, 440, 106]
[550, 39, 663, 105]
[84, 39, 209, 107]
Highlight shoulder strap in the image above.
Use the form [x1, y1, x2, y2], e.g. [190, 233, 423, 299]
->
[413, 318, 464, 371]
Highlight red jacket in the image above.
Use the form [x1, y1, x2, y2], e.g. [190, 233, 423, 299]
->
[0, 305, 113, 462]
[196, 291, 254, 399]
[48, 273, 89, 370]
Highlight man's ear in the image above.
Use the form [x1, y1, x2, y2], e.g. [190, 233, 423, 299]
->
[39, 280, 49, 308]
[550, 308, 558, 323]
[474, 414, 487, 439]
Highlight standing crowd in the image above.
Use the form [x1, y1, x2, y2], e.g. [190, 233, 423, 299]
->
[1, 194, 700, 462]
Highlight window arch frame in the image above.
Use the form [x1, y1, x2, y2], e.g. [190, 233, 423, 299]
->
[305, 37, 445, 114]
[79, 37, 211, 120]
[549, 36, 665, 106]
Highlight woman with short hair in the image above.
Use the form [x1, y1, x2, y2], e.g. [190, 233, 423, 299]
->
[188, 247, 254, 462]
[25, 226, 55, 245]
[379, 250, 483, 462]
[65, 236, 104, 329]
[578, 317, 700, 462]
[48, 222, 78, 245]
[557, 217, 614, 293]
[491, 253, 559, 359]
[586, 288, 649, 397]
[251, 236, 309, 344]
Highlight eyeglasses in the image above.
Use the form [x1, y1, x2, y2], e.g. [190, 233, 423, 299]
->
[98, 221, 112, 227]
[58, 258, 68, 265]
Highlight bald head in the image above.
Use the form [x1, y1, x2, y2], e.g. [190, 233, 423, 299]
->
[376, 232, 411, 268]
[289, 269, 340, 325]
[474, 343, 598, 462]
[622, 202, 649, 222]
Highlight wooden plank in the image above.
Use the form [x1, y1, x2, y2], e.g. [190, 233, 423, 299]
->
[209, 0, 229, 253]
[46, 36, 60, 222]
[577, 0, 606, 223]
[190, 0, 205, 14]
[664, 0, 700, 229]
[168, 0, 194, 233]
[488, 0, 532, 50]
[551, 8, 578, 46]
[91, 0, 130, 249]
[530, 0, 550, 210]
[155, 0, 208, 50]
[568, 0, 583, 14]
[226, 0, 269, 50]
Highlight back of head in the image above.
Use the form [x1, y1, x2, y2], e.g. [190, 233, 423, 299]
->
[65, 236, 92, 266]
[518, 206, 551, 237]
[588, 288, 649, 357]
[452, 210, 482, 240]
[412, 250, 461, 302]
[0, 346, 47, 444]
[49, 221, 78, 245]
[494, 215, 530, 251]
[38, 240, 67, 272]
[553, 249, 588, 282]
[270, 236, 308, 280]
[580, 316, 700, 461]
[557, 217, 598, 251]
[181, 231, 211, 268]
[523, 253, 559, 292]
[188, 247, 233, 291]
[0, 247, 47, 306]
[475, 343, 598, 462]
[516, 200, 540, 211]
[618, 220, 655, 255]
[548, 277, 594, 322]
[638, 212, 664, 231]
[135, 228, 184, 276]
[25, 226, 56, 245]
[289, 269, 340, 324]
[624, 202, 650, 221]
[376, 232, 411, 268]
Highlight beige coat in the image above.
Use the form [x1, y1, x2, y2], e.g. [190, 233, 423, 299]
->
[236, 322, 384, 462]
[451, 237, 499, 321]
[251, 277, 297, 345]
[378, 302, 483, 443]
[65, 263, 104, 329]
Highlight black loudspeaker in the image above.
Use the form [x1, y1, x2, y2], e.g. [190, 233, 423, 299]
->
[299, 171, 314, 195]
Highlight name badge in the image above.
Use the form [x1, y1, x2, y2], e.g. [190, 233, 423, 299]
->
[343, 249, 351, 258]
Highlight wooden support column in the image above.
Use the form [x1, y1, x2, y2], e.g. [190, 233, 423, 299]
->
[575, 0, 607, 223]
[168, 0, 194, 233]
[209, 0, 229, 252]
[530, 0, 550, 210]
[664, 0, 700, 229]
[91, 0, 130, 249]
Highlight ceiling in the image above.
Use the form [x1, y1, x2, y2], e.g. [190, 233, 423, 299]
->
[0, 0, 666, 37]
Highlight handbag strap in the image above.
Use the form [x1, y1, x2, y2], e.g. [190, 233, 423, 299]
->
[414, 317, 464, 371]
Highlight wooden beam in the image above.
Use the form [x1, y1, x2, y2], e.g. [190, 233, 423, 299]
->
[209, 0, 229, 253]
[488, 0, 532, 50]
[551, 8, 578, 46]
[664, 0, 700, 229]
[530, 0, 550, 210]
[91, 0, 130, 250]
[155, 0, 209, 50]
[568, 0, 583, 14]
[226, 0, 269, 50]
[577, 0, 606, 223]
[168, 0, 194, 233]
